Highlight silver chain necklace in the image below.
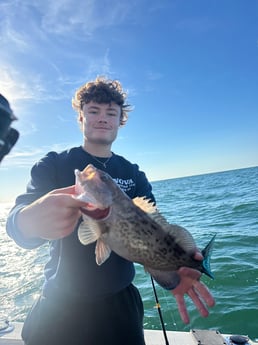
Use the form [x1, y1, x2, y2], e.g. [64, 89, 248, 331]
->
[88, 153, 113, 168]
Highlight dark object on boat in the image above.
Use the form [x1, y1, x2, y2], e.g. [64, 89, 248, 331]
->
[0, 94, 19, 163]
[0, 319, 9, 332]
[192, 330, 251, 345]
[230, 335, 250, 344]
[0, 319, 14, 335]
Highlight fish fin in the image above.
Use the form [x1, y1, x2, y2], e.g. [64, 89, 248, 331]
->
[95, 239, 111, 265]
[133, 197, 171, 226]
[201, 234, 216, 279]
[133, 197, 157, 214]
[78, 219, 100, 245]
[133, 197, 197, 253]
[145, 267, 180, 290]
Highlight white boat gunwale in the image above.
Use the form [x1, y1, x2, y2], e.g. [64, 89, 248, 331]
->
[0, 322, 257, 345]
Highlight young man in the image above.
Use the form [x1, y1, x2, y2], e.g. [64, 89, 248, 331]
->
[6, 77, 215, 345]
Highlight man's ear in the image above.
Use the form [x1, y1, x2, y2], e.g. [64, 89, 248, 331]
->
[78, 112, 83, 123]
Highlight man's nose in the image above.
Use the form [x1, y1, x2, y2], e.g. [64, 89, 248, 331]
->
[98, 111, 108, 122]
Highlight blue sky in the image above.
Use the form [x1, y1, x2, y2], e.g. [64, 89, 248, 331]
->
[0, 0, 257, 202]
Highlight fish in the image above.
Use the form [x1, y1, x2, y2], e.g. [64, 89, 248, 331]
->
[75, 164, 216, 290]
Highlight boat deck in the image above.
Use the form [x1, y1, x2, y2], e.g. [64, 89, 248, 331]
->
[0, 322, 257, 345]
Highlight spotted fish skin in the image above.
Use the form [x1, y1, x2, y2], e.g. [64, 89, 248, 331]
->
[75, 164, 215, 289]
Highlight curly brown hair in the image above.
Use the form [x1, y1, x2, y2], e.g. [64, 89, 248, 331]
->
[72, 76, 131, 126]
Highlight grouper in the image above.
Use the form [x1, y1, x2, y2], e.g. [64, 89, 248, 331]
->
[75, 164, 215, 290]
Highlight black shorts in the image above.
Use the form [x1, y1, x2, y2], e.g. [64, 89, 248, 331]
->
[22, 284, 145, 345]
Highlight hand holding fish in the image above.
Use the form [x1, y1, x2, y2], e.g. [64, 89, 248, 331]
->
[171, 252, 215, 324]
[17, 186, 87, 240]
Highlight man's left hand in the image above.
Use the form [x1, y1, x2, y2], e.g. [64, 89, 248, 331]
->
[171, 253, 215, 324]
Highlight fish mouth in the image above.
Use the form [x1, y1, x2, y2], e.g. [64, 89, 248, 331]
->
[80, 206, 110, 220]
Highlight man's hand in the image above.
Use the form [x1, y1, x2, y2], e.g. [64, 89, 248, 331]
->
[17, 186, 88, 240]
[171, 252, 215, 324]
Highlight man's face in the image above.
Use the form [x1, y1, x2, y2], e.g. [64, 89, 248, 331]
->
[80, 101, 121, 145]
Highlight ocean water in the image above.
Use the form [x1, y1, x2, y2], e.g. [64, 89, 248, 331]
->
[0, 166, 257, 340]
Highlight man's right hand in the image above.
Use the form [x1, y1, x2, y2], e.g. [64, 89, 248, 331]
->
[17, 186, 87, 240]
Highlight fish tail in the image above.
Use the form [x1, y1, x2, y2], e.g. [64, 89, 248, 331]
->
[201, 234, 216, 279]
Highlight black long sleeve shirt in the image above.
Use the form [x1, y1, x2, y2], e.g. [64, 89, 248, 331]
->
[6, 146, 155, 301]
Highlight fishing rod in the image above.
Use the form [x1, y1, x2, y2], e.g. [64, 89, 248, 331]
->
[150, 276, 170, 345]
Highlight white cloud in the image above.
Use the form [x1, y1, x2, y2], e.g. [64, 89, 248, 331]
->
[0, 26, 29, 52]
[0, 0, 132, 38]
[0, 66, 46, 105]
[0, 0, 136, 117]
[1, 147, 44, 168]
[0, 1, 42, 52]
[1, 141, 78, 169]
[39, 0, 131, 35]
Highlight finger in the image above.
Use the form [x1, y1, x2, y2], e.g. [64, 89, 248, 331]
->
[50, 188, 90, 209]
[50, 185, 77, 195]
[193, 251, 203, 261]
[194, 281, 215, 307]
[174, 293, 190, 324]
[188, 287, 209, 318]
[178, 267, 201, 280]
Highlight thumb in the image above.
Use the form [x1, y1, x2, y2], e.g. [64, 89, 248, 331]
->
[50, 185, 77, 195]
[49, 185, 91, 209]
